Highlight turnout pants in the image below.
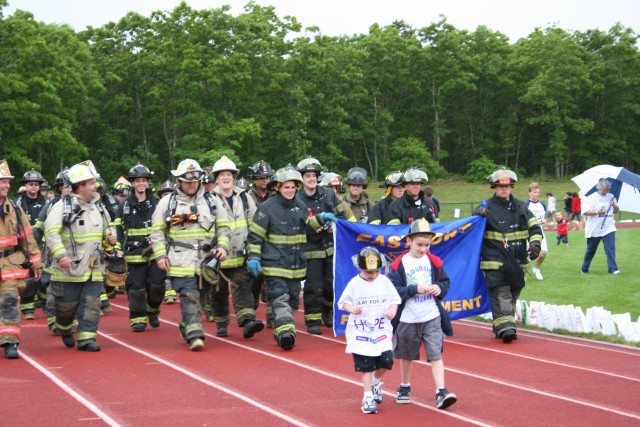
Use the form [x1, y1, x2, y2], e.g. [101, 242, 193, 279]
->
[171, 276, 205, 345]
[126, 262, 165, 327]
[53, 280, 102, 345]
[303, 257, 334, 327]
[483, 259, 525, 337]
[211, 267, 258, 327]
[266, 277, 300, 340]
[0, 285, 21, 345]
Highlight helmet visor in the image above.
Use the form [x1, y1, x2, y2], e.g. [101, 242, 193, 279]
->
[179, 171, 204, 182]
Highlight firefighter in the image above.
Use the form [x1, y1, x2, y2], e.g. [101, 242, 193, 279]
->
[44, 161, 117, 351]
[368, 171, 405, 225]
[33, 169, 72, 333]
[474, 167, 543, 343]
[116, 163, 165, 332]
[95, 177, 120, 312]
[156, 180, 177, 305]
[208, 156, 263, 339]
[246, 160, 275, 327]
[111, 178, 131, 204]
[295, 157, 344, 334]
[319, 173, 357, 222]
[0, 160, 43, 359]
[150, 159, 229, 351]
[387, 167, 437, 225]
[246, 165, 315, 350]
[15, 169, 47, 319]
[342, 167, 372, 223]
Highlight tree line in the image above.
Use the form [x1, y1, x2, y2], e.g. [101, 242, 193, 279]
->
[1, 1, 639, 186]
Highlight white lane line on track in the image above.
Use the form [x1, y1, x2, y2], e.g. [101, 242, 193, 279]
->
[97, 332, 310, 427]
[107, 302, 491, 427]
[457, 320, 640, 356]
[306, 332, 640, 421]
[18, 351, 123, 427]
[448, 340, 640, 383]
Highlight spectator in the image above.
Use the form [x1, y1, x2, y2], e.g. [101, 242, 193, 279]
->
[546, 192, 556, 225]
[581, 179, 620, 274]
[563, 192, 573, 221]
[424, 186, 441, 222]
[555, 212, 570, 248]
[570, 191, 582, 229]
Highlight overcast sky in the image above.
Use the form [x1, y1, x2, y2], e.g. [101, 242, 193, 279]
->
[3, 0, 639, 42]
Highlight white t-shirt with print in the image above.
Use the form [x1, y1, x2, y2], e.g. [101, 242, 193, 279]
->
[399, 254, 440, 324]
[528, 200, 546, 225]
[583, 192, 617, 238]
[338, 274, 401, 356]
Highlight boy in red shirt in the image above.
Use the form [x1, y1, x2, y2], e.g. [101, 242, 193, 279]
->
[555, 212, 570, 248]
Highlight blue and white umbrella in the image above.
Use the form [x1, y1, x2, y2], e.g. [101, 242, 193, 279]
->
[572, 165, 640, 214]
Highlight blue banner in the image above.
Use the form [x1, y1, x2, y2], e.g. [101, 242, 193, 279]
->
[333, 216, 490, 336]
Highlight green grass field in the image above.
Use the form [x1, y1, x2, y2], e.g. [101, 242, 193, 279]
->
[363, 178, 640, 345]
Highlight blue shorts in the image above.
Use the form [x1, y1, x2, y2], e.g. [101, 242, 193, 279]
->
[393, 318, 444, 362]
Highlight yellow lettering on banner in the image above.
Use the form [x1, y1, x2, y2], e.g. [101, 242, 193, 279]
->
[442, 295, 483, 312]
[355, 233, 407, 249]
[341, 314, 349, 325]
[357, 234, 372, 243]
[388, 235, 402, 249]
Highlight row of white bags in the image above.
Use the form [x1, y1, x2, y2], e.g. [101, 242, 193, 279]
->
[479, 301, 640, 342]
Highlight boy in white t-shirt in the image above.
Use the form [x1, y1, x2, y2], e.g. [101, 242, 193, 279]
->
[527, 183, 548, 280]
[338, 246, 401, 414]
[387, 218, 457, 410]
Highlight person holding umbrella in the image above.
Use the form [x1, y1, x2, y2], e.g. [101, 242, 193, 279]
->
[581, 178, 620, 274]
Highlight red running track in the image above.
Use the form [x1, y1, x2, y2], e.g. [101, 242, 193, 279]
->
[4, 296, 640, 426]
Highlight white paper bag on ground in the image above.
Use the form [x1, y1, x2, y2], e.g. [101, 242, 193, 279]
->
[528, 301, 542, 327]
[571, 306, 587, 333]
[557, 305, 573, 331]
[595, 307, 618, 336]
[540, 303, 556, 330]
[585, 307, 599, 333]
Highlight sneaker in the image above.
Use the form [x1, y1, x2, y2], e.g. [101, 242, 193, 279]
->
[3, 343, 19, 359]
[132, 324, 146, 332]
[307, 325, 322, 335]
[148, 316, 160, 328]
[361, 396, 377, 414]
[216, 326, 228, 337]
[372, 381, 383, 404]
[189, 338, 204, 351]
[396, 385, 411, 404]
[502, 329, 517, 343]
[532, 267, 543, 281]
[612, 270, 621, 275]
[435, 388, 457, 409]
[23, 312, 35, 320]
[78, 342, 101, 352]
[278, 332, 296, 351]
[242, 320, 264, 339]
[581, 270, 588, 274]
[163, 297, 176, 304]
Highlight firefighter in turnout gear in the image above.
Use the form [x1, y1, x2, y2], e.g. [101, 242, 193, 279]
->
[44, 161, 117, 352]
[115, 163, 165, 332]
[342, 167, 372, 223]
[15, 169, 47, 319]
[208, 156, 264, 339]
[368, 171, 405, 225]
[474, 167, 543, 343]
[295, 157, 345, 334]
[246, 160, 276, 327]
[95, 177, 120, 313]
[0, 160, 43, 359]
[33, 169, 72, 333]
[387, 167, 437, 225]
[150, 159, 229, 351]
[157, 180, 178, 304]
[246, 165, 317, 350]
[319, 173, 357, 222]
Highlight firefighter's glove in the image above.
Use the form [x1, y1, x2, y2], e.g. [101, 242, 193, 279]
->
[170, 213, 198, 226]
[321, 212, 338, 226]
[528, 243, 541, 260]
[247, 259, 262, 278]
[474, 201, 489, 217]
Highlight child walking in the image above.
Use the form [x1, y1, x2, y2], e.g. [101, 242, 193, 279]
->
[387, 218, 457, 409]
[555, 212, 570, 248]
[338, 246, 401, 414]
